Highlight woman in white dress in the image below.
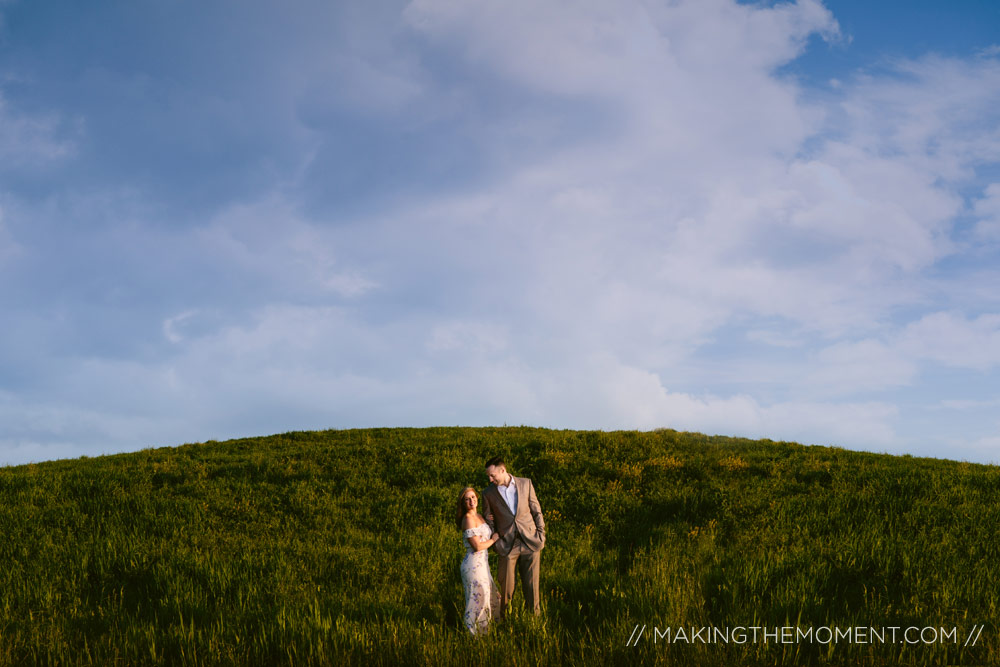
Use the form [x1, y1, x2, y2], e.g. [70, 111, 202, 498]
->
[456, 486, 499, 635]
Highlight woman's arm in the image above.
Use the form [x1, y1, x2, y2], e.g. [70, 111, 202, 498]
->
[467, 533, 498, 552]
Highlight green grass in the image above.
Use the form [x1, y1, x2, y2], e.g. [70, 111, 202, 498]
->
[0, 426, 997, 665]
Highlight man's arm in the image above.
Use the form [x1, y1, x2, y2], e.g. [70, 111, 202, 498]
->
[482, 487, 496, 533]
[527, 479, 545, 543]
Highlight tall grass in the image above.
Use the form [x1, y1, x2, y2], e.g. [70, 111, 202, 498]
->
[0, 427, 996, 664]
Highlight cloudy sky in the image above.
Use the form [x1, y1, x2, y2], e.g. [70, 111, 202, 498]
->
[1, 0, 1000, 466]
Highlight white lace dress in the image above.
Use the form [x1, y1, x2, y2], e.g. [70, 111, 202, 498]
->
[461, 522, 496, 634]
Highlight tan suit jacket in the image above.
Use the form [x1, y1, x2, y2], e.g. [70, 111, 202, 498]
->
[483, 476, 545, 556]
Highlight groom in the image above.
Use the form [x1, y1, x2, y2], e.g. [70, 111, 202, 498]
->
[482, 456, 545, 616]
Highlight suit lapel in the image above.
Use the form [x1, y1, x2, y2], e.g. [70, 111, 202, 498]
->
[507, 476, 521, 516]
[489, 484, 513, 518]
[491, 480, 516, 517]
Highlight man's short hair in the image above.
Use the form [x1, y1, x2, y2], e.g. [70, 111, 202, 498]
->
[485, 456, 506, 469]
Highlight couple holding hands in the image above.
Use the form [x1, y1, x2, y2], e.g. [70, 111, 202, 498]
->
[455, 456, 545, 635]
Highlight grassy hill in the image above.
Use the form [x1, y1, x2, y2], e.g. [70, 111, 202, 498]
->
[0, 426, 997, 665]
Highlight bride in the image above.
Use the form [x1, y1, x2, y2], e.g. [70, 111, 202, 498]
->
[456, 486, 499, 634]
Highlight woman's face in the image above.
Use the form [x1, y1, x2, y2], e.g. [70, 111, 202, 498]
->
[463, 491, 478, 511]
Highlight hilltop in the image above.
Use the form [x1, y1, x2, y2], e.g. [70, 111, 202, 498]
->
[0, 426, 996, 665]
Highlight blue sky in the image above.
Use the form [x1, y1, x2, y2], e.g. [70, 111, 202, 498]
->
[1, 0, 1000, 465]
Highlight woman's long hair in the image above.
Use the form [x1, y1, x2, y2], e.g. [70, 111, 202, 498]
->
[456, 487, 477, 530]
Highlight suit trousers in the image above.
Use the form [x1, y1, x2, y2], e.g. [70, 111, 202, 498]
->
[497, 534, 541, 616]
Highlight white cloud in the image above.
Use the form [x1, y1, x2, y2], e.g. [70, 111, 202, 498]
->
[0, 205, 21, 263]
[783, 147, 960, 271]
[388, 2, 991, 355]
[0, 300, 900, 465]
[746, 328, 805, 348]
[163, 311, 198, 344]
[899, 312, 1000, 370]
[365, 2, 1000, 451]
[325, 54, 425, 113]
[404, 0, 838, 97]
[427, 321, 509, 355]
[973, 435, 1000, 449]
[947, 435, 1000, 464]
[837, 56, 1000, 179]
[0, 93, 76, 167]
[806, 339, 916, 397]
[194, 196, 378, 298]
[938, 397, 1000, 411]
[0, 389, 175, 465]
[973, 183, 1000, 240]
[147, 4, 1000, 455]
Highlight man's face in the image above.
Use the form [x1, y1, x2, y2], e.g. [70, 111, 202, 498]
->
[486, 464, 507, 486]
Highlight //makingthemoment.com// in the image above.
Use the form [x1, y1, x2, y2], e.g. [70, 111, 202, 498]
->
[624, 625, 985, 647]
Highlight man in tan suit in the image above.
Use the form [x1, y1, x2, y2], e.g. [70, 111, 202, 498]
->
[482, 456, 545, 616]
